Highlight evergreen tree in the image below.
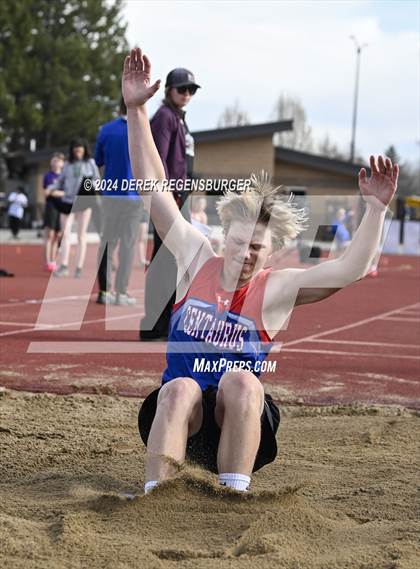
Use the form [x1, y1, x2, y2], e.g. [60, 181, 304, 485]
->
[384, 145, 419, 197]
[0, 0, 128, 152]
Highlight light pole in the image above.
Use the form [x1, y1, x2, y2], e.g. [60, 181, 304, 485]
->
[349, 35, 368, 162]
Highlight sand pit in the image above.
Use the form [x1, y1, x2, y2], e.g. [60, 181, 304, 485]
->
[0, 389, 419, 569]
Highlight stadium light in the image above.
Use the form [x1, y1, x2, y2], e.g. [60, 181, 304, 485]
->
[349, 35, 368, 163]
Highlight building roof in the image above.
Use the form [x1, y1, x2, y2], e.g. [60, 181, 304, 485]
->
[193, 121, 293, 143]
[276, 146, 366, 176]
[7, 146, 68, 167]
[7, 121, 293, 165]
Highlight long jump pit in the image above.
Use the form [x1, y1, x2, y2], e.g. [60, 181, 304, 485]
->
[1, 246, 419, 568]
[1, 395, 419, 568]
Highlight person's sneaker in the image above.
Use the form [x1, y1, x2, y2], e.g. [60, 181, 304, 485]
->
[96, 291, 116, 305]
[115, 293, 137, 306]
[53, 265, 69, 277]
[45, 262, 56, 272]
[74, 267, 82, 279]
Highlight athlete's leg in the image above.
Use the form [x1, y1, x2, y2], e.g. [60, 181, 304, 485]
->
[138, 221, 148, 265]
[52, 230, 61, 262]
[145, 377, 203, 483]
[215, 371, 265, 475]
[75, 208, 92, 270]
[44, 227, 54, 264]
[59, 213, 73, 266]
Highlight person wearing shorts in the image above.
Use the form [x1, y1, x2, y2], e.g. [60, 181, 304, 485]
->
[122, 48, 399, 493]
[46, 138, 100, 278]
[43, 152, 64, 272]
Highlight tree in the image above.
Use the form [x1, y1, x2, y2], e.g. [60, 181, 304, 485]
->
[272, 94, 313, 151]
[384, 145, 419, 197]
[0, 0, 128, 152]
[217, 100, 250, 128]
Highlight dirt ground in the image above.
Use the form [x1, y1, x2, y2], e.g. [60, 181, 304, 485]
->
[0, 388, 419, 569]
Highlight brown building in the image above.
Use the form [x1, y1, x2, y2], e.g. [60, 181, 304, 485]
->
[193, 121, 365, 227]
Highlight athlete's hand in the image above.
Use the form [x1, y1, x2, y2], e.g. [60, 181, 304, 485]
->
[359, 155, 399, 210]
[122, 48, 161, 108]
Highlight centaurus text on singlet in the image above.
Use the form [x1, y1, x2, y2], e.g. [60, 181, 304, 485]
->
[162, 257, 273, 389]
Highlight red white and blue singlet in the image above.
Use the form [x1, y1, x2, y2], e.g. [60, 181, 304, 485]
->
[162, 257, 273, 390]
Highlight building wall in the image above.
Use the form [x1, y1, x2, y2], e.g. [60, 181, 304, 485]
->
[195, 136, 275, 177]
[275, 161, 358, 190]
[275, 159, 361, 226]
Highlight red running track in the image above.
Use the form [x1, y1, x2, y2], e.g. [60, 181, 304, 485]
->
[1, 243, 419, 408]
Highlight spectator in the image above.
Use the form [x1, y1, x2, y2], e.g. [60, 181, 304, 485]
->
[46, 138, 100, 278]
[191, 195, 208, 225]
[42, 152, 64, 272]
[331, 207, 351, 251]
[191, 195, 224, 254]
[138, 206, 150, 268]
[95, 97, 144, 305]
[140, 67, 200, 340]
[7, 187, 28, 239]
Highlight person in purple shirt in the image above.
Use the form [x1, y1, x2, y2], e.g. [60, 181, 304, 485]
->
[43, 152, 65, 272]
[140, 68, 200, 340]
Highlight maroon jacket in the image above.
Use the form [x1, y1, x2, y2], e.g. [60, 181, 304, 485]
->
[150, 102, 188, 181]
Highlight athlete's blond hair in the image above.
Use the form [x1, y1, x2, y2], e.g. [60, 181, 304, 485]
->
[216, 172, 307, 250]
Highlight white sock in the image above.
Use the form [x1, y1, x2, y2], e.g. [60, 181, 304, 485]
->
[218, 473, 251, 492]
[144, 480, 159, 494]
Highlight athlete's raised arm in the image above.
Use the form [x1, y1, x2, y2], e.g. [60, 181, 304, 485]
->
[266, 155, 398, 315]
[122, 48, 213, 272]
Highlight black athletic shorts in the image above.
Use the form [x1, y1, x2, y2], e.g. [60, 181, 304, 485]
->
[43, 200, 61, 231]
[138, 386, 280, 473]
[51, 197, 91, 215]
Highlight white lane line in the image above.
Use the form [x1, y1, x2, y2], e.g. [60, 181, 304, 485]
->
[350, 372, 419, 385]
[279, 348, 420, 360]
[26, 343, 420, 357]
[0, 288, 145, 308]
[380, 316, 420, 323]
[0, 321, 55, 327]
[27, 341, 164, 354]
[0, 311, 145, 337]
[306, 339, 420, 349]
[0, 294, 95, 308]
[282, 302, 420, 348]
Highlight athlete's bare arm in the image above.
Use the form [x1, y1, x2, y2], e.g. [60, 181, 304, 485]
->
[122, 48, 214, 276]
[263, 155, 398, 334]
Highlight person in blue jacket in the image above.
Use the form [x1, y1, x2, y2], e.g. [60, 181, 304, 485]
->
[95, 97, 146, 305]
[331, 207, 351, 251]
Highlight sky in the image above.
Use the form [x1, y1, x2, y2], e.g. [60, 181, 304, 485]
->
[123, 0, 420, 165]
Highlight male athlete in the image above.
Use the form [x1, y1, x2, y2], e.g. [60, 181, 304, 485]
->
[122, 48, 399, 494]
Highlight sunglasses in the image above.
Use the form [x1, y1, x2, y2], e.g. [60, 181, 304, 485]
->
[176, 85, 198, 95]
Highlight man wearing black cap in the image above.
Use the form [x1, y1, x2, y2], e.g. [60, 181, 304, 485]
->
[140, 67, 200, 341]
